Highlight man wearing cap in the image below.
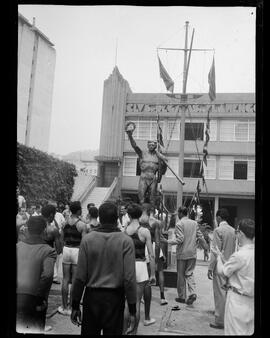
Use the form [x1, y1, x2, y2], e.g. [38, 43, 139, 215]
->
[16, 216, 57, 333]
[125, 123, 167, 207]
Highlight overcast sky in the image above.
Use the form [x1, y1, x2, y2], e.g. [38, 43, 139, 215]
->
[18, 5, 256, 156]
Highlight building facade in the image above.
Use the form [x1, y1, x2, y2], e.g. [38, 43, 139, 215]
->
[96, 67, 255, 227]
[18, 13, 56, 152]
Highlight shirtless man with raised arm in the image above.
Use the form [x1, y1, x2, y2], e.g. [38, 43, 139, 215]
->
[125, 122, 167, 207]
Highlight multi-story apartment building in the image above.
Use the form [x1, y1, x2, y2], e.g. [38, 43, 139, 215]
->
[18, 13, 56, 152]
[95, 67, 255, 227]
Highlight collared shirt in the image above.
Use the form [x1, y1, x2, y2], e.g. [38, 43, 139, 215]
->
[174, 216, 204, 260]
[209, 221, 236, 272]
[222, 243, 254, 297]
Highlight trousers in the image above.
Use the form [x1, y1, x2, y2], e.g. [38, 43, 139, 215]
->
[81, 287, 125, 335]
[212, 272, 227, 326]
[224, 289, 254, 335]
[16, 294, 46, 333]
[176, 258, 196, 299]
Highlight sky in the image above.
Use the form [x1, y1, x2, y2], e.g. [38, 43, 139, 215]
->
[18, 5, 256, 156]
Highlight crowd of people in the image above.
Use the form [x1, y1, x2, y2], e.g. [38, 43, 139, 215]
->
[16, 192, 254, 335]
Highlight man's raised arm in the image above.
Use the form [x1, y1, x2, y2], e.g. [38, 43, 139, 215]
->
[126, 129, 142, 158]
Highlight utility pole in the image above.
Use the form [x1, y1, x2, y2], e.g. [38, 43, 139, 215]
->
[177, 21, 189, 209]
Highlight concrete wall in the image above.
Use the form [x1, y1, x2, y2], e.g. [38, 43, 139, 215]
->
[28, 36, 56, 151]
[17, 19, 35, 144]
[17, 15, 56, 152]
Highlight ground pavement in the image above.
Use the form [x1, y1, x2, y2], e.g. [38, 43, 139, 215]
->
[45, 252, 224, 335]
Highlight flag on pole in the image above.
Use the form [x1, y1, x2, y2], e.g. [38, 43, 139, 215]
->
[202, 106, 211, 167]
[157, 114, 164, 147]
[208, 57, 216, 101]
[158, 56, 174, 93]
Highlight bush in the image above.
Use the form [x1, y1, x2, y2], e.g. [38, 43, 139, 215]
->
[17, 143, 77, 207]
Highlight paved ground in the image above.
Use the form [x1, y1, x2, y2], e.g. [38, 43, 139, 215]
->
[45, 254, 224, 335]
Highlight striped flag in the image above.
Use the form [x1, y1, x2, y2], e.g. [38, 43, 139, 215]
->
[158, 56, 174, 93]
[208, 57, 216, 101]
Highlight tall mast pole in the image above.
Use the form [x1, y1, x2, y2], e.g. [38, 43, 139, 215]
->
[177, 21, 189, 209]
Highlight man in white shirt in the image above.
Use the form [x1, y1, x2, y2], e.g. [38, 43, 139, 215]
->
[213, 218, 254, 335]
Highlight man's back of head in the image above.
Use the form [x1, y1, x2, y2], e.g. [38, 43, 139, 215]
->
[70, 201, 82, 216]
[27, 216, 47, 236]
[178, 206, 188, 219]
[99, 202, 118, 226]
[41, 204, 56, 222]
[216, 208, 229, 222]
[127, 203, 142, 220]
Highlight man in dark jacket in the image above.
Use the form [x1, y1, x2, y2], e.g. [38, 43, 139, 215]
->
[16, 216, 57, 333]
[71, 202, 137, 335]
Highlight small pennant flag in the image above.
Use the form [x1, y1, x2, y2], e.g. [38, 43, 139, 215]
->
[208, 57, 216, 101]
[157, 114, 164, 147]
[158, 56, 174, 93]
[202, 106, 211, 166]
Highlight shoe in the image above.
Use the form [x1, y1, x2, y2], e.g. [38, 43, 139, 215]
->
[53, 280, 61, 284]
[186, 294, 197, 305]
[160, 299, 168, 305]
[143, 318, 156, 326]
[44, 325, 52, 332]
[57, 306, 71, 316]
[209, 322, 224, 329]
[175, 297, 185, 303]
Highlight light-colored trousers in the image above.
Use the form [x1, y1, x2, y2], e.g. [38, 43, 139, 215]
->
[176, 258, 196, 299]
[212, 272, 226, 326]
[225, 290, 254, 335]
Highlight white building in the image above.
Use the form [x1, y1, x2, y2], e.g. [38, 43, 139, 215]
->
[17, 13, 56, 152]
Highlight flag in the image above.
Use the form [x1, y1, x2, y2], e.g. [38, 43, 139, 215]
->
[157, 114, 164, 147]
[208, 57, 216, 101]
[158, 56, 174, 93]
[202, 106, 211, 166]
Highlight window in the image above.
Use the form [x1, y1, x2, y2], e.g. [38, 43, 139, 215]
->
[185, 123, 204, 141]
[249, 122, 255, 142]
[203, 156, 216, 179]
[125, 119, 164, 141]
[165, 157, 179, 178]
[184, 158, 201, 178]
[234, 161, 248, 179]
[138, 121, 151, 139]
[167, 120, 180, 140]
[247, 159, 255, 181]
[220, 120, 255, 142]
[123, 156, 137, 176]
[220, 120, 234, 141]
[219, 156, 254, 180]
[235, 122, 248, 141]
[219, 156, 234, 180]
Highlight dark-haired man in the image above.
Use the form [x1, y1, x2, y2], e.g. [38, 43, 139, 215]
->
[124, 203, 156, 333]
[16, 216, 57, 333]
[58, 201, 87, 315]
[213, 218, 254, 335]
[163, 206, 208, 306]
[208, 208, 236, 329]
[71, 202, 137, 335]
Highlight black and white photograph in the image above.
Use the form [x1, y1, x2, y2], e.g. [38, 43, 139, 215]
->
[15, 3, 260, 335]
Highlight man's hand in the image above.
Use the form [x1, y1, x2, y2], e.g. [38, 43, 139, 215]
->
[207, 269, 213, 280]
[126, 314, 136, 335]
[149, 275, 156, 285]
[71, 308, 82, 327]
